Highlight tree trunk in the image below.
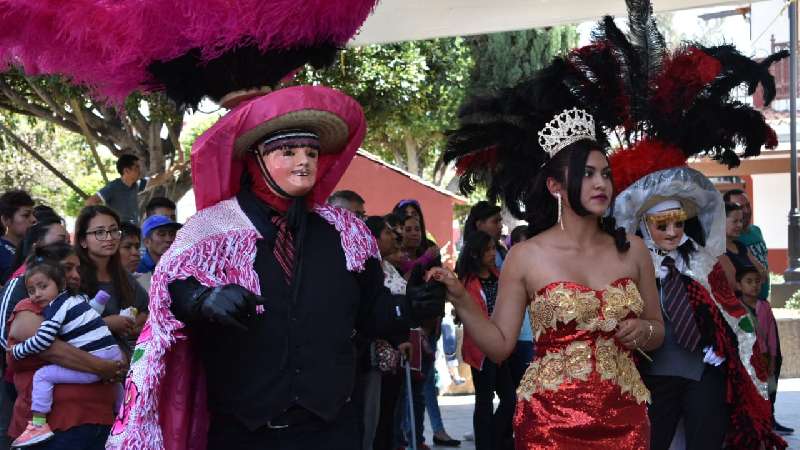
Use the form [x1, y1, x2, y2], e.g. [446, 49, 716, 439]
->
[391, 145, 406, 170]
[0, 122, 89, 198]
[404, 135, 420, 176]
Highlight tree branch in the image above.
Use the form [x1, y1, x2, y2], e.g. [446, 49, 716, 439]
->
[0, 122, 89, 198]
[70, 97, 109, 183]
[25, 79, 69, 118]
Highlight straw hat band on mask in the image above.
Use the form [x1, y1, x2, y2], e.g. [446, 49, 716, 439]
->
[638, 196, 697, 223]
[644, 199, 689, 225]
[234, 109, 349, 156]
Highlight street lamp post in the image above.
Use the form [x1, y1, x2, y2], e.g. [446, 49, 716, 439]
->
[787, 0, 800, 282]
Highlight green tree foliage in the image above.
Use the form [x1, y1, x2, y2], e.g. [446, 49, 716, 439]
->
[464, 26, 579, 98]
[0, 112, 114, 216]
[0, 68, 191, 211]
[295, 38, 473, 184]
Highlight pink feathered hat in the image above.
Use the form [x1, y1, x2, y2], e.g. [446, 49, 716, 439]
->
[191, 85, 366, 210]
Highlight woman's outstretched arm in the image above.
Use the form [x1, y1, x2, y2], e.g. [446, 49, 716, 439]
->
[430, 245, 529, 363]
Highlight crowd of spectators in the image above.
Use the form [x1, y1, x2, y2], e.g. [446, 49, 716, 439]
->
[331, 184, 793, 450]
[325, 190, 529, 450]
[0, 158, 181, 448]
[0, 163, 792, 449]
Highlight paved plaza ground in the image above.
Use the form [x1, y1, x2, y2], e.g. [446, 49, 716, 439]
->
[411, 378, 800, 449]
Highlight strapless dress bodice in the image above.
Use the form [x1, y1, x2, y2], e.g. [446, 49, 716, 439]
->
[518, 278, 650, 404]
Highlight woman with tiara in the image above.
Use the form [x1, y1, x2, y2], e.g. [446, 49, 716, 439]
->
[432, 50, 668, 446]
[435, 104, 664, 448]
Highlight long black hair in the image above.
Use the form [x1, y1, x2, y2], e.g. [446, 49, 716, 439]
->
[392, 200, 435, 256]
[455, 230, 494, 280]
[725, 202, 742, 216]
[12, 217, 65, 272]
[26, 242, 76, 266]
[525, 139, 629, 251]
[74, 205, 134, 309]
[365, 215, 386, 241]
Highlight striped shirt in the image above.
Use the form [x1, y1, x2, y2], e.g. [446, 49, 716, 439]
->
[12, 292, 117, 360]
[0, 275, 26, 350]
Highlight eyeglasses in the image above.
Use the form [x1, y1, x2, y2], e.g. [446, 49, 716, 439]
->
[86, 228, 122, 241]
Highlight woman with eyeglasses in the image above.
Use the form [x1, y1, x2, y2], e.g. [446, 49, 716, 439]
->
[74, 206, 149, 354]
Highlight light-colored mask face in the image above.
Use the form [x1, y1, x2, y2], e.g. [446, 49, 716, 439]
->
[260, 146, 319, 197]
[645, 209, 687, 252]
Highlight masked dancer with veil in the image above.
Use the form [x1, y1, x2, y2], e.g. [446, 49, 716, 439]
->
[598, 3, 788, 447]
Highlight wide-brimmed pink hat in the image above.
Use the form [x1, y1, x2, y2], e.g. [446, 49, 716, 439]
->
[191, 85, 366, 210]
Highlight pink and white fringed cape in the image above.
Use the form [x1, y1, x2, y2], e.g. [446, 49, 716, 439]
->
[105, 197, 379, 450]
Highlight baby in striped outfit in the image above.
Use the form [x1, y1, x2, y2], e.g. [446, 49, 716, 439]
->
[10, 260, 123, 448]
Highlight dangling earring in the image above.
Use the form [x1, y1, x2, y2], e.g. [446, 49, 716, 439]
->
[556, 192, 564, 231]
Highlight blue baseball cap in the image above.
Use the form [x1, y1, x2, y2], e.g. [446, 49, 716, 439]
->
[142, 215, 181, 238]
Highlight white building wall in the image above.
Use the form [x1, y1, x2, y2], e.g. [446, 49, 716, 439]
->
[752, 173, 790, 248]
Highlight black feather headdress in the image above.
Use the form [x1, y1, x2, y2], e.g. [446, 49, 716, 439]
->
[445, 0, 787, 211]
[444, 61, 609, 218]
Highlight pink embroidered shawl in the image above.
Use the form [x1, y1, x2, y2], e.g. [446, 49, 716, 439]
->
[106, 198, 378, 450]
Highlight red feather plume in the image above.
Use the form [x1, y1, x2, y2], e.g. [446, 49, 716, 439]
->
[651, 47, 722, 115]
[455, 146, 498, 175]
[608, 139, 687, 195]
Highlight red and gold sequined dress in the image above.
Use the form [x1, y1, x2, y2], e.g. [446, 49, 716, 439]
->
[514, 278, 650, 449]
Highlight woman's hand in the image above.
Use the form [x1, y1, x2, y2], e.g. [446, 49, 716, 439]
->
[426, 267, 467, 303]
[97, 358, 129, 383]
[104, 315, 136, 337]
[615, 318, 651, 350]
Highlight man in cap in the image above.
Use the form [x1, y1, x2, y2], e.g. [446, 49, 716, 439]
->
[137, 215, 182, 274]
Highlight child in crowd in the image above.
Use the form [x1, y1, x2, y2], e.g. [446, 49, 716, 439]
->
[737, 266, 786, 434]
[457, 230, 515, 450]
[10, 259, 122, 447]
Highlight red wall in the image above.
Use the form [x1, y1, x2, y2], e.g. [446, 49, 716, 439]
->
[769, 249, 789, 275]
[334, 154, 463, 260]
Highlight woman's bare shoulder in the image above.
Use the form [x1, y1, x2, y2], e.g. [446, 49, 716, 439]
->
[507, 235, 548, 263]
[626, 233, 648, 255]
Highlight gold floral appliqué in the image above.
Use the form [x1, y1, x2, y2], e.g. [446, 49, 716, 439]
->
[517, 339, 650, 404]
[520, 280, 650, 404]
[531, 280, 644, 336]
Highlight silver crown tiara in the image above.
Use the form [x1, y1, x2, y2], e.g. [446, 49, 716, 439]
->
[537, 108, 596, 158]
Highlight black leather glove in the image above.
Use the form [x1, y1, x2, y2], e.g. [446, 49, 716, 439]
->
[405, 265, 446, 321]
[195, 284, 266, 331]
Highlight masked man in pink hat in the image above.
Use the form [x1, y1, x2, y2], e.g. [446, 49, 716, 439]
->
[107, 86, 445, 450]
[0, 1, 429, 449]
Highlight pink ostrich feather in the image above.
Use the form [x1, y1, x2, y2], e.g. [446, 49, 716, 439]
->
[0, 0, 378, 103]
